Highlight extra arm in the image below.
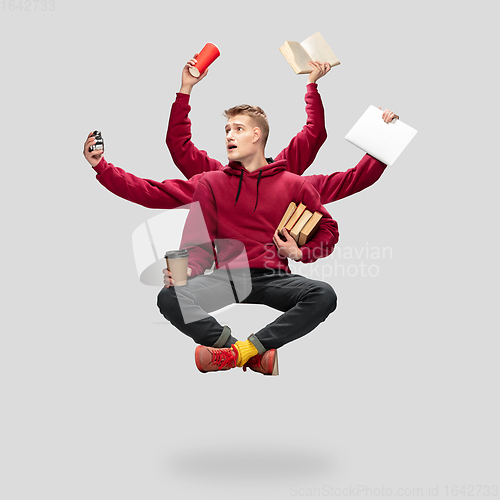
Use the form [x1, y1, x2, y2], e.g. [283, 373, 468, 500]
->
[93, 157, 199, 209]
[179, 179, 218, 277]
[306, 154, 387, 205]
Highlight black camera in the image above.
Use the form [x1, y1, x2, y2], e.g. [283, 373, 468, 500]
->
[89, 130, 104, 152]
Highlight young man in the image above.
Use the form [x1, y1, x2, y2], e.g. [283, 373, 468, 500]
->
[82, 54, 398, 375]
[157, 102, 339, 376]
[155, 59, 398, 374]
[84, 116, 398, 377]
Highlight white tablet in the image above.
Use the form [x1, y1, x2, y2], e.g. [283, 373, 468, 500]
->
[345, 105, 417, 165]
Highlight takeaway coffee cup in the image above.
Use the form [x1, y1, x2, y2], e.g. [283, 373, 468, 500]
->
[164, 249, 190, 286]
[188, 43, 220, 77]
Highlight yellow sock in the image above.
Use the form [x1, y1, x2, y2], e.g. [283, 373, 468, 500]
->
[234, 339, 259, 367]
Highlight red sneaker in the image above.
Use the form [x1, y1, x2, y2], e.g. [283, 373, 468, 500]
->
[195, 345, 239, 373]
[243, 349, 279, 376]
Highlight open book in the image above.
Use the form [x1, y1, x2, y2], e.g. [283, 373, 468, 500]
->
[345, 105, 418, 165]
[277, 202, 323, 247]
[279, 32, 340, 74]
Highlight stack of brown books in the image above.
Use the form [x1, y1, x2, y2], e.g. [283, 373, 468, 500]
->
[276, 202, 323, 247]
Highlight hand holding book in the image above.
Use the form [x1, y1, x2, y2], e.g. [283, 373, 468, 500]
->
[280, 32, 340, 75]
[308, 61, 332, 84]
[273, 229, 303, 261]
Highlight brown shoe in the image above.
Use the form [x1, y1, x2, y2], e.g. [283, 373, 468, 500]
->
[195, 345, 239, 373]
[243, 349, 279, 376]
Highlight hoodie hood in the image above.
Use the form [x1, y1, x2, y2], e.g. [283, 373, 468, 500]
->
[222, 159, 287, 178]
[223, 159, 287, 211]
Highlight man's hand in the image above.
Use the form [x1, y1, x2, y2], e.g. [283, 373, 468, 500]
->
[180, 54, 209, 95]
[273, 229, 303, 261]
[83, 131, 104, 167]
[163, 267, 192, 288]
[308, 61, 331, 84]
[379, 108, 400, 123]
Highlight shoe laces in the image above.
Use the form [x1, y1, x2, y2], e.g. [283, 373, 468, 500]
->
[211, 347, 237, 370]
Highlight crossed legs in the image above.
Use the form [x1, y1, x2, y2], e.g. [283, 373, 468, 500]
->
[157, 269, 337, 373]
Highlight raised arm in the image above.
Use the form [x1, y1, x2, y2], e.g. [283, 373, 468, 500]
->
[274, 62, 331, 175]
[166, 55, 224, 178]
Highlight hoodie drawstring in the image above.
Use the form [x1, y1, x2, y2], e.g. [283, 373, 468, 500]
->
[234, 170, 244, 204]
[234, 168, 263, 211]
[254, 169, 263, 212]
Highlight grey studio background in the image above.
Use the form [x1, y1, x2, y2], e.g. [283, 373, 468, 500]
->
[1, 1, 499, 499]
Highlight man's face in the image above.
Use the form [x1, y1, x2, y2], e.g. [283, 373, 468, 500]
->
[225, 114, 259, 163]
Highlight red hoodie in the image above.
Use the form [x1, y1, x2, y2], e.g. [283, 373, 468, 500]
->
[180, 160, 339, 277]
[92, 154, 386, 209]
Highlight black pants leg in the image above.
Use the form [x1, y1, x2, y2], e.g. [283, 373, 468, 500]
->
[242, 272, 337, 351]
[157, 269, 243, 348]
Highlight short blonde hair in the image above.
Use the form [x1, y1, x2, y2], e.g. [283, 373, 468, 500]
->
[223, 104, 269, 146]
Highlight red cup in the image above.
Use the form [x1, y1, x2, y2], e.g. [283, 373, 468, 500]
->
[189, 43, 220, 77]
